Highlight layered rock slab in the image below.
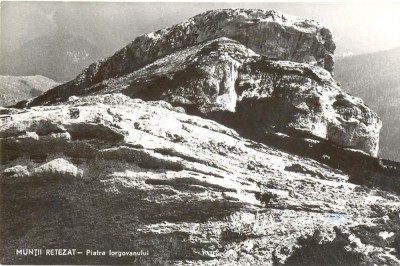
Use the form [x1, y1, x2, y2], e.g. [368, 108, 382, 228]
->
[1, 94, 399, 265]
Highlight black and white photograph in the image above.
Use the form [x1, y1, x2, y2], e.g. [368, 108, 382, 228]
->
[1, 1, 400, 265]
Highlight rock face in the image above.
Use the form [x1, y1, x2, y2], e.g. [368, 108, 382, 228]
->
[1, 94, 399, 265]
[29, 37, 380, 156]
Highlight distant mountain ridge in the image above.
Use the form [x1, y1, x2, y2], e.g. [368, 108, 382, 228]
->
[0, 75, 60, 107]
[335, 46, 400, 161]
[0, 33, 103, 82]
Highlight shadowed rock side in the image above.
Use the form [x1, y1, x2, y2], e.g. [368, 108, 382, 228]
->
[26, 38, 380, 156]
[1, 94, 399, 265]
[25, 8, 335, 107]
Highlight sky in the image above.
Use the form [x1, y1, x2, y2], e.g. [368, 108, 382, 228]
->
[1, 1, 400, 58]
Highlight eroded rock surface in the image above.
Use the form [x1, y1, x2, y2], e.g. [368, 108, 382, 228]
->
[1, 94, 399, 265]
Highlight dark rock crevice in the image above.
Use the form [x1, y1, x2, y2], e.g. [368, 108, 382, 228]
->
[281, 229, 366, 266]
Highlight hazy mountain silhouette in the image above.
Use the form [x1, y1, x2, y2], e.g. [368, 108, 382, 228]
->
[0, 75, 59, 106]
[0, 33, 103, 82]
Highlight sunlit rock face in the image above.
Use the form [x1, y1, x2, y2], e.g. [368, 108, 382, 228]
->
[1, 94, 399, 265]
[74, 9, 334, 88]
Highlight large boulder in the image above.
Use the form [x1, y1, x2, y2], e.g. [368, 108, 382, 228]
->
[1, 94, 399, 265]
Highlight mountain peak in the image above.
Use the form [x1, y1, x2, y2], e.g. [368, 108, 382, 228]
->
[63, 8, 335, 90]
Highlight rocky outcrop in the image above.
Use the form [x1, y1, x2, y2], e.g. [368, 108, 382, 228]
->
[1, 94, 399, 265]
[27, 38, 381, 156]
[27, 9, 335, 103]
[15, 9, 378, 156]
